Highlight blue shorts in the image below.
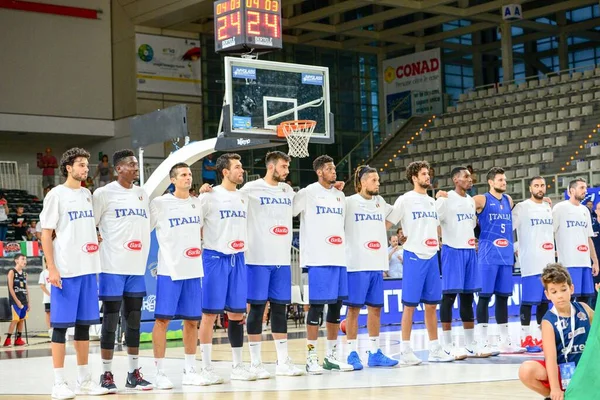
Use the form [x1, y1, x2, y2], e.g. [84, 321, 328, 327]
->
[521, 274, 548, 305]
[568, 267, 595, 297]
[201, 249, 247, 314]
[51, 274, 100, 328]
[247, 265, 291, 304]
[479, 264, 513, 297]
[441, 246, 480, 294]
[343, 271, 384, 308]
[401, 250, 442, 306]
[99, 273, 146, 301]
[10, 303, 27, 321]
[155, 275, 202, 320]
[307, 266, 348, 304]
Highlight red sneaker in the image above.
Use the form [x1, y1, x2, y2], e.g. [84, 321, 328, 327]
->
[13, 337, 26, 346]
[520, 336, 542, 353]
[2, 337, 11, 347]
[533, 338, 543, 350]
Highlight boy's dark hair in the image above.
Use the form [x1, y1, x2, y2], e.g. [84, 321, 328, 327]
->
[486, 167, 505, 182]
[312, 155, 334, 172]
[169, 162, 190, 179]
[216, 153, 241, 178]
[541, 263, 573, 289]
[265, 151, 291, 166]
[405, 160, 430, 186]
[60, 148, 90, 178]
[14, 253, 25, 261]
[113, 149, 135, 166]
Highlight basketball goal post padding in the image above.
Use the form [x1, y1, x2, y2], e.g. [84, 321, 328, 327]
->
[565, 299, 600, 399]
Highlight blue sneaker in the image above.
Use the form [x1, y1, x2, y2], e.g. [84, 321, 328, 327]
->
[347, 351, 363, 371]
[368, 349, 399, 367]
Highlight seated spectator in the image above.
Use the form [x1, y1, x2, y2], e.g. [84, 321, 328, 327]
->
[0, 192, 8, 241]
[11, 206, 28, 241]
[386, 234, 403, 279]
[26, 221, 37, 241]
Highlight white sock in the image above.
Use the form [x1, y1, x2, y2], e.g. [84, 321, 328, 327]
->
[478, 324, 489, 342]
[184, 354, 196, 372]
[442, 330, 452, 346]
[429, 339, 440, 349]
[401, 340, 411, 352]
[48, 328, 53, 338]
[369, 336, 379, 353]
[275, 339, 288, 364]
[499, 323, 509, 341]
[232, 347, 243, 366]
[307, 339, 318, 352]
[128, 355, 138, 373]
[464, 328, 475, 345]
[249, 342, 262, 365]
[521, 325, 530, 339]
[200, 344, 212, 369]
[54, 368, 65, 385]
[326, 339, 337, 355]
[102, 359, 112, 373]
[347, 339, 357, 353]
[77, 364, 90, 383]
[532, 324, 541, 339]
[155, 358, 164, 373]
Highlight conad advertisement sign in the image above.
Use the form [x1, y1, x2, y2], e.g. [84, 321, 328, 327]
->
[383, 48, 443, 125]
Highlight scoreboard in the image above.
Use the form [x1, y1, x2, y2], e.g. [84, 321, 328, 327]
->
[214, 0, 283, 53]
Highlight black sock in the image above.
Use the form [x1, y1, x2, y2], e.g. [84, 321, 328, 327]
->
[16, 332, 22, 339]
[6, 333, 11, 339]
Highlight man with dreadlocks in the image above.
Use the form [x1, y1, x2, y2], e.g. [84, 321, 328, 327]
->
[342, 165, 400, 371]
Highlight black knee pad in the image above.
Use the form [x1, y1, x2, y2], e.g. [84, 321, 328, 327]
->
[459, 293, 474, 322]
[125, 312, 141, 349]
[227, 319, 244, 348]
[520, 304, 532, 326]
[52, 327, 67, 344]
[440, 294, 456, 323]
[101, 307, 121, 350]
[307, 305, 324, 326]
[326, 301, 342, 324]
[247, 303, 266, 335]
[495, 295, 509, 324]
[536, 303, 549, 325]
[270, 303, 288, 334]
[476, 296, 490, 324]
[74, 324, 90, 341]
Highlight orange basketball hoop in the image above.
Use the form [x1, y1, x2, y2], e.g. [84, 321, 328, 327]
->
[277, 120, 316, 158]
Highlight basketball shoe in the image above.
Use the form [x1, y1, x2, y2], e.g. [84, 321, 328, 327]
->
[306, 349, 325, 375]
[428, 344, 456, 362]
[99, 371, 117, 394]
[368, 349, 399, 367]
[347, 351, 363, 370]
[399, 347, 422, 366]
[323, 346, 353, 372]
[520, 335, 542, 353]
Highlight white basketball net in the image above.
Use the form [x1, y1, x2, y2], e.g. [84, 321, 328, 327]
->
[279, 120, 316, 158]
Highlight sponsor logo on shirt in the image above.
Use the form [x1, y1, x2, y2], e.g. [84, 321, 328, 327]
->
[423, 238, 438, 247]
[184, 247, 202, 258]
[82, 243, 99, 253]
[228, 240, 245, 250]
[541, 242, 554, 250]
[326, 235, 343, 245]
[270, 226, 289, 235]
[124, 240, 143, 251]
[567, 220, 588, 228]
[494, 239, 509, 247]
[577, 244, 589, 252]
[468, 238, 476, 246]
[364, 241, 381, 250]
[219, 210, 247, 219]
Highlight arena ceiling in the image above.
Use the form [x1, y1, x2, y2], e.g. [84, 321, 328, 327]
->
[119, 0, 600, 57]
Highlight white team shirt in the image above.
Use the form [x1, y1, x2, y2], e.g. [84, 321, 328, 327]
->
[240, 179, 295, 266]
[435, 190, 476, 249]
[93, 181, 150, 276]
[345, 194, 397, 272]
[150, 194, 203, 280]
[553, 201, 594, 268]
[389, 191, 439, 259]
[199, 186, 248, 254]
[39, 185, 100, 278]
[512, 199, 555, 277]
[293, 182, 346, 268]
[38, 269, 51, 304]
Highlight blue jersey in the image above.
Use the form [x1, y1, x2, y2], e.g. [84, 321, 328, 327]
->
[477, 192, 513, 265]
[542, 302, 590, 366]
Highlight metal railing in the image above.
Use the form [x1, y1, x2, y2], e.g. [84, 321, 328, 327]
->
[0, 161, 20, 190]
[337, 90, 440, 181]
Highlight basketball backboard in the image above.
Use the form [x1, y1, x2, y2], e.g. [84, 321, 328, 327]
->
[222, 57, 334, 145]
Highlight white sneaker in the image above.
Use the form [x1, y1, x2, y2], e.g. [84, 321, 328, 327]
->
[399, 348, 422, 366]
[51, 382, 75, 400]
[486, 341, 501, 356]
[499, 339, 527, 354]
[154, 371, 174, 390]
[76, 375, 110, 396]
[464, 341, 492, 358]
[323, 348, 354, 372]
[442, 345, 467, 361]
[276, 357, 305, 376]
[249, 362, 272, 379]
[182, 368, 210, 386]
[428, 345, 455, 363]
[306, 352, 325, 375]
[200, 367, 224, 385]
[231, 363, 258, 381]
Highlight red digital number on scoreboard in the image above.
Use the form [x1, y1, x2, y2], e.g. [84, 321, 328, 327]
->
[245, 0, 279, 12]
[216, 11, 242, 41]
[215, 0, 241, 16]
[246, 10, 280, 38]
